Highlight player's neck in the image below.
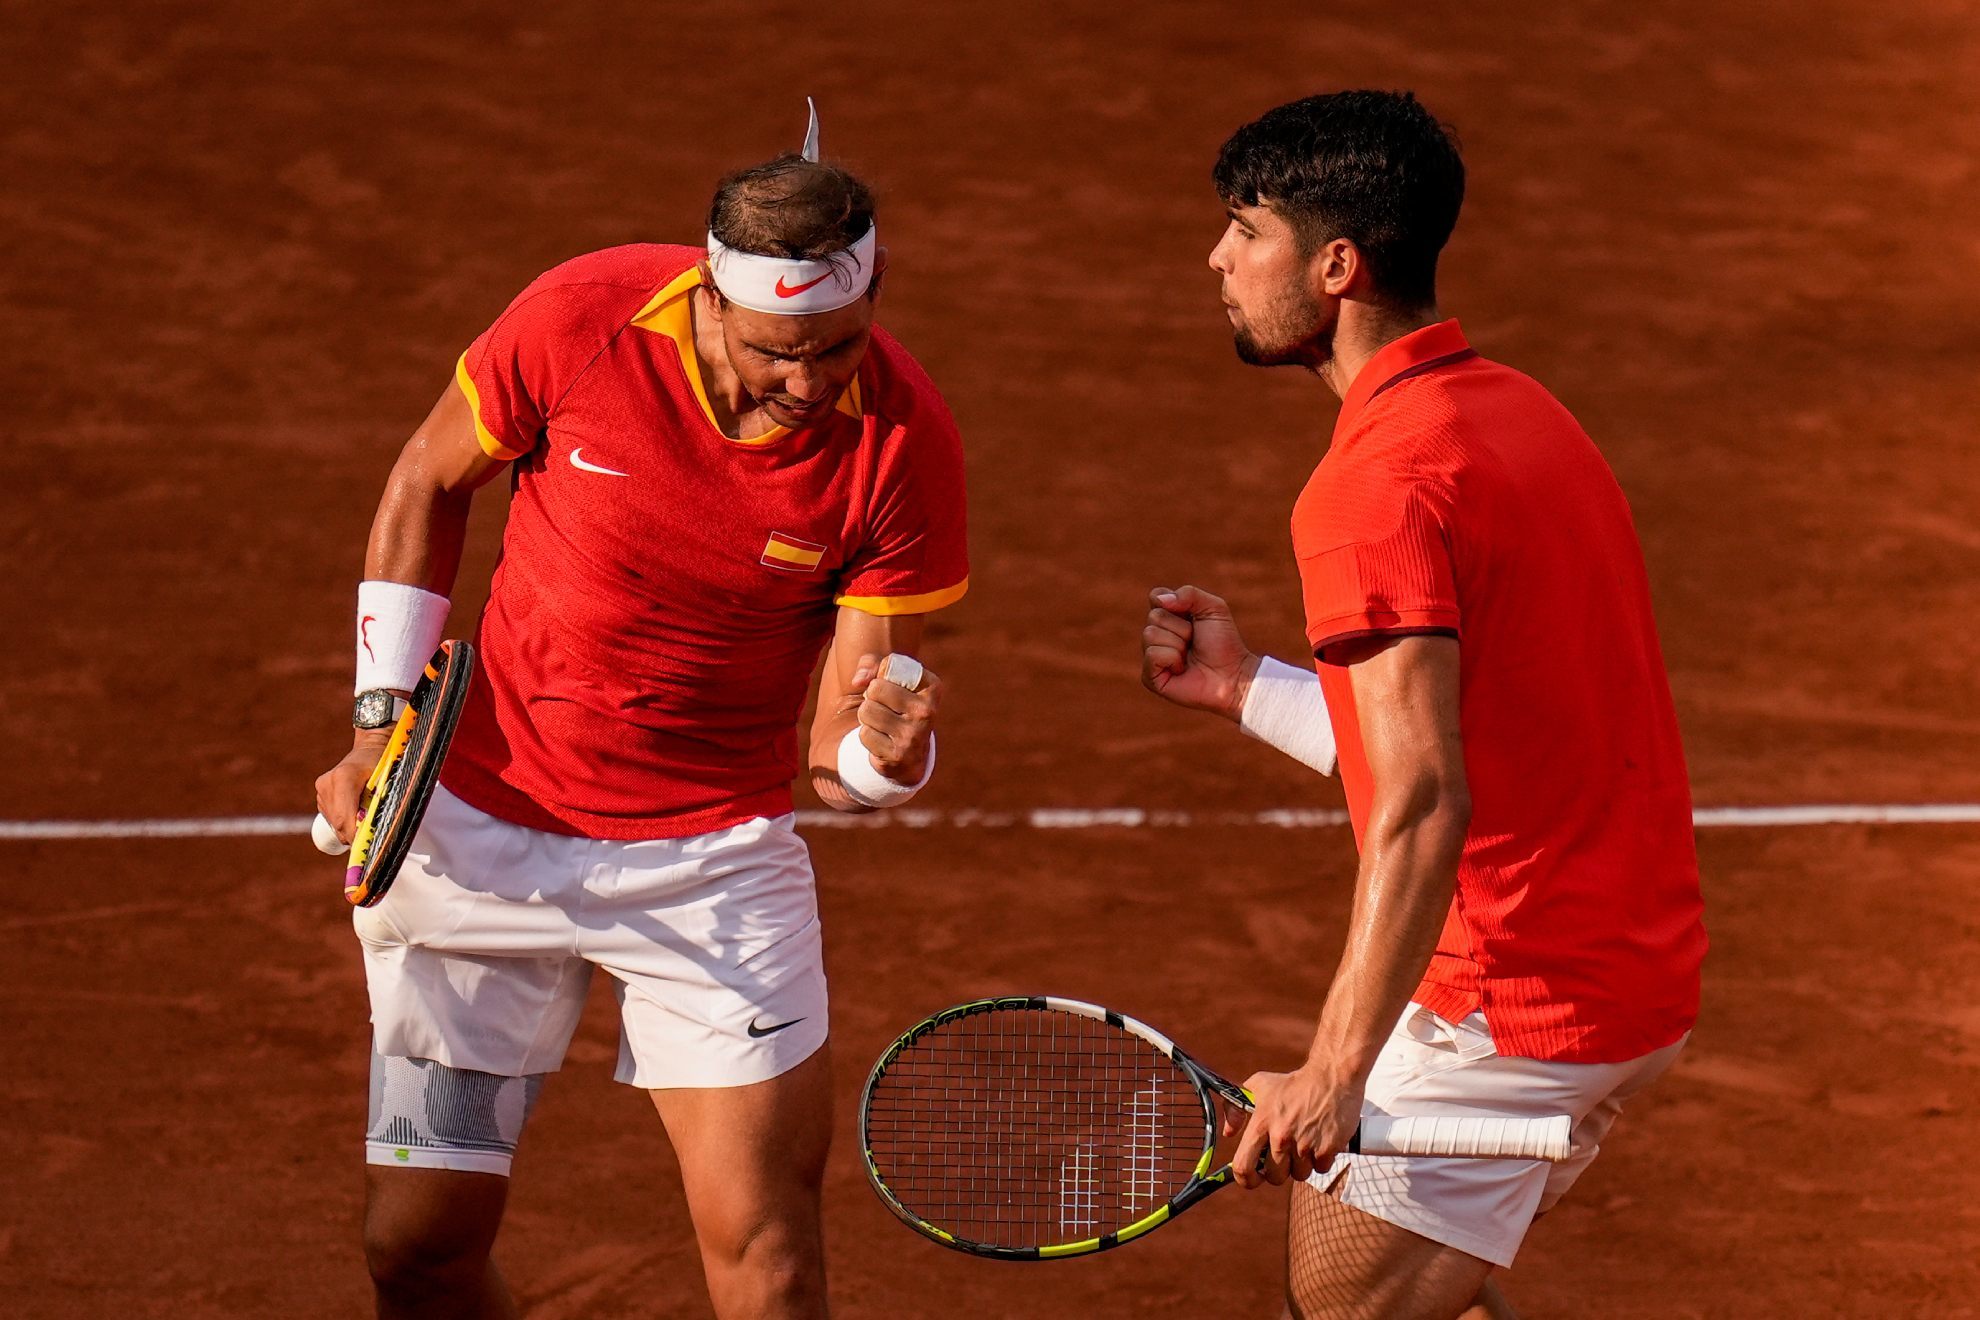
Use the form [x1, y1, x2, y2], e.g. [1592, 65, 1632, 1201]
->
[688, 294, 782, 441]
[1316, 300, 1443, 400]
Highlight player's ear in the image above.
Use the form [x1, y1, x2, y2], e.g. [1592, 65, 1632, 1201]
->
[1316, 238, 1360, 298]
[866, 247, 888, 305]
[696, 263, 727, 321]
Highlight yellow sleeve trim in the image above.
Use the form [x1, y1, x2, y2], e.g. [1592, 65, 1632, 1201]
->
[454, 353, 528, 461]
[835, 578, 969, 616]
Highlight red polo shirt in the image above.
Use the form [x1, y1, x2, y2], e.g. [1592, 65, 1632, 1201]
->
[1292, 321, 1705, 1062]
[442, 244, 968, 840]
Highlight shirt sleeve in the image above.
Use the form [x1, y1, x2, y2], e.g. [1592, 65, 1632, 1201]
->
[1292, 457, 1460, 659]
[455, 279, 637, 461]
[834, 401, 970, 616]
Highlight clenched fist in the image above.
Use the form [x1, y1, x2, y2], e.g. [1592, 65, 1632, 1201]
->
[839, 652, 942, 784]
[1140, 585, 1260, 722]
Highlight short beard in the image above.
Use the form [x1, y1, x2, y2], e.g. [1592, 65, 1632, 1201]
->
[1234, 326, 1325, 367]
[1230, 293, 1330, 368]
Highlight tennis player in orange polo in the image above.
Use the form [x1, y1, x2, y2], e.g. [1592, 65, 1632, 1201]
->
[312, 107, 965, 1319]
[1140, 91, 1706, 1317]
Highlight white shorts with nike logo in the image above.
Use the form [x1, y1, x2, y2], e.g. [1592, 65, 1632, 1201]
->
[354, 786, 827, 1089]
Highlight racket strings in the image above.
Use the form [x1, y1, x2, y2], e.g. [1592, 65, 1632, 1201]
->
[865, 1008, 1208, 1247]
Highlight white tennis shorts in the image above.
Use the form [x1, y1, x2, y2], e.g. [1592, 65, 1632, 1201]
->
[1306, 1002, 1685, 1268]
[353, 786, 828, 1089]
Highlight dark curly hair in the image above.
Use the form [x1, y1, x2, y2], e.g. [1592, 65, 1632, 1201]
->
[1214, 91, 1464, 307]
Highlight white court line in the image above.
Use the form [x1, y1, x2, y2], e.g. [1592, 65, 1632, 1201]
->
[1, 804, 1978, 841]
[0, 815, 317, 840]
[1693, 804, 1980, 826]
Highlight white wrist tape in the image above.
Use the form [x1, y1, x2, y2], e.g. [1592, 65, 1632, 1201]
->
[355, 580, 451, 695]
[836, 728, 936, 809]
[1239, 656, 1339, 776]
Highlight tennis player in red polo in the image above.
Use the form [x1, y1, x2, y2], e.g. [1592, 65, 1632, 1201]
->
[313, 107, 965, 1319]
[1141, 91, 1705, 1317]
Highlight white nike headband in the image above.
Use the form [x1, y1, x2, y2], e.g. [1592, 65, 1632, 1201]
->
[705, 227, 877, 315]
[704, 97, 878, 316]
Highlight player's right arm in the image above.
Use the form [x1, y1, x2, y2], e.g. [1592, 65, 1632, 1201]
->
[1140, 584, 1337, 776]
[363, 380, 510, 601]
[312, 379, 510, 841]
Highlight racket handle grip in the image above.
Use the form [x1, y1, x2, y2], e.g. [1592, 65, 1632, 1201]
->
[311, 812, 351, 857]
[1357, 1114, 1573, 1162]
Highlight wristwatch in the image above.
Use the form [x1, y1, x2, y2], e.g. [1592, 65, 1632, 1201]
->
[353, 688, 398, 730]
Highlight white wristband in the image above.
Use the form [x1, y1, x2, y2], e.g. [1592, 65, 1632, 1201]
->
[356, 580, 451, 695]
[836, 728, 936, 809]
[1239, 656, 1339, 776]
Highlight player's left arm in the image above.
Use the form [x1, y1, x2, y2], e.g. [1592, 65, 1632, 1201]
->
[1231, 632, 1469, 1187]
[808, 373, 968, 812]
[807, 606, 943, 814]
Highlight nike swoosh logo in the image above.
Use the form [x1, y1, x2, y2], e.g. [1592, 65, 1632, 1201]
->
[774, 272, 833, 299]
[747, 1016, 807, 1038]
[569, 448, 628, 476]
[360, 615, 376, 661]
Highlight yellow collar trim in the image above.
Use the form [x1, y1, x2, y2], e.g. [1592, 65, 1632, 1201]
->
[632, 265, 862, 446]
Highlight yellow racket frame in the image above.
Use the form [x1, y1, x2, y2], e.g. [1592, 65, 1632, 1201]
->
[342, 703, 418, 903]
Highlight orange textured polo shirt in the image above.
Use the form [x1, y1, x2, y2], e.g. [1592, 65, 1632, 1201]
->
[1292, 320, 1705, 1062]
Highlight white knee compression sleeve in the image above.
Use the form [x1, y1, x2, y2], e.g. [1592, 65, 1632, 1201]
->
[365, 1048, 545, 1177]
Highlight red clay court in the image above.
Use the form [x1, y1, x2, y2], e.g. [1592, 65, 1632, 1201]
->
[4, 2, 1978, 1315]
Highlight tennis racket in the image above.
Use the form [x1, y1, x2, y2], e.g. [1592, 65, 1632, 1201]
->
[311, 639, 475, 907]
[860, 995, 1571, 1260]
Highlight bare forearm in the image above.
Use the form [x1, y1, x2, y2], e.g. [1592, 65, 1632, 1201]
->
[1308, 797, 1468, 1082]
[808, 704, 869, 813]
[808, 631, 878, 813]
[806, 610, 933, 813]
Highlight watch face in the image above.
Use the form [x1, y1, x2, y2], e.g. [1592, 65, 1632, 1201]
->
[353, 689, 396, 728]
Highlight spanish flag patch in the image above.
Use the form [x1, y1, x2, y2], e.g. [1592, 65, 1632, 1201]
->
[760, 531, 826, 573]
